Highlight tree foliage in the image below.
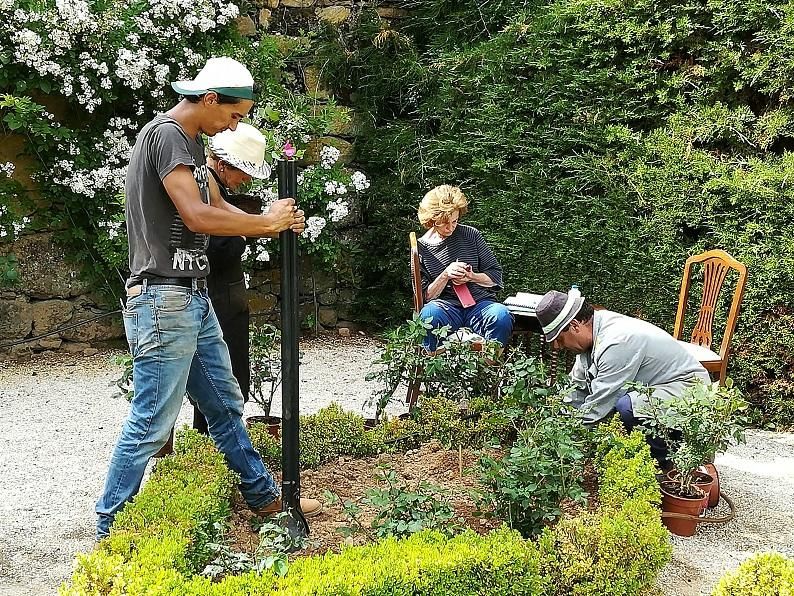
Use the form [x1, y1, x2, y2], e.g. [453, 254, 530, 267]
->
[315, 0, 794, 426]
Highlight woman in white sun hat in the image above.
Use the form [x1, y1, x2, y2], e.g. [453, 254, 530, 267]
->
[192, 122, 272, 435]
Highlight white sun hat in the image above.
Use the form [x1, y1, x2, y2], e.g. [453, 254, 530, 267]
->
[208, 122, 272, 179]
[171, 57, 255, 100]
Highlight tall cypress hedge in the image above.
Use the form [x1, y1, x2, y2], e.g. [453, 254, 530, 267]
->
[316, 0, 794, 426]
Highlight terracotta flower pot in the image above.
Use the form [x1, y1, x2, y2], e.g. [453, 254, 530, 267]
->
[660, 480, 706, 537]
[246, 415, 282, 439]
[666, 469, 714, 512]
[702, 463, 721, 508]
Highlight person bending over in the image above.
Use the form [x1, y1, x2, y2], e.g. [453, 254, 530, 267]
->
[536, 288, 710, 465]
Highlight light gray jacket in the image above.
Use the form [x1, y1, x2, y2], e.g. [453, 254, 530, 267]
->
[567, 310, 710, 424]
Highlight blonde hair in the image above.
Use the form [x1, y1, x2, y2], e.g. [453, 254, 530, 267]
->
[417, 185, 469, 229]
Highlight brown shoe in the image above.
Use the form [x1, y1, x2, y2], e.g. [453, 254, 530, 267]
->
[251, 497, 323, 518]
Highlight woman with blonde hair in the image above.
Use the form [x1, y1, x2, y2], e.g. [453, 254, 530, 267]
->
[416, 185, 512, 351]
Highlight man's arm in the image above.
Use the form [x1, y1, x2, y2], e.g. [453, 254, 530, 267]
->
[164, 165, 302, 236]
[579, 341, 643, 424]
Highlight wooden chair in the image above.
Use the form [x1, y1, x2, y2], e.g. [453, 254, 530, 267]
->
[410, 232, 424, 314]
[673, 249, 748, 385]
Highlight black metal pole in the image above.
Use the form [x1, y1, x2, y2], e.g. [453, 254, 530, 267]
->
[277, 159, 308, 538]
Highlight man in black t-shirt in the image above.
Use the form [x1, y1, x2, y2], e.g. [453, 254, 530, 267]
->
[96, 58, 320, 541]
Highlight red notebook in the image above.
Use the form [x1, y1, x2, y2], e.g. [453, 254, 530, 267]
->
[453, 283, 476, 308]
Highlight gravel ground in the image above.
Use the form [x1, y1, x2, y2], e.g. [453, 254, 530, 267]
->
[0, 337, 792, 595]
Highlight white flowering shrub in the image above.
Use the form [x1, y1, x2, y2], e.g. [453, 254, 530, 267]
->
[247, 144, 369, 267]
[0, 1, 370, 295]
[0, 0, 258, 294]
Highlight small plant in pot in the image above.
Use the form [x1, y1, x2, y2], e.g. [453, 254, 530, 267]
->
[247, 322, 283, 438]
[640, 379, 748, 536]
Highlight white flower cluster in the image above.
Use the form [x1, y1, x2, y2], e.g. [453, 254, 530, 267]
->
[5, 0, 239, 113]
[324, 181, 348, 196]
[320, 145, 341, 169]
[98, 220, 124, 240]
[116, 47, 155, 91]
[326, 199, 349, 222]
[52, 119, 133, 197]
[351, 170, 370, 191]
[304, 216, 327, 243]
[55, 0, 94, 33]
[254, 238, 271, 262]
[0, 162, 14, 177]
[259, 188, 279, 210]
[11, 216, 31, 237]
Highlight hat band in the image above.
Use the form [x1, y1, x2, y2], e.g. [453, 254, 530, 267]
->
[542, 290, 582, 337]
[208, 86, 254, 100]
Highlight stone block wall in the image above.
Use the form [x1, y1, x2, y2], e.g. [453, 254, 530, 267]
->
[0, 233, 123, 357]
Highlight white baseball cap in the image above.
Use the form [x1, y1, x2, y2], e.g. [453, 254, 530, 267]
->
[208, 122, 272, 179]
[171, 57, 255, 100]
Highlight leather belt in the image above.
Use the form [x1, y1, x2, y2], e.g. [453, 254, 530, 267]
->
[126, 276, 207, 296]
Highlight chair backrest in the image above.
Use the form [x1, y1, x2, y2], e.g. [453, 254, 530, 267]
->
[409, 232, 424, 313]
[673, 249, 748, 359]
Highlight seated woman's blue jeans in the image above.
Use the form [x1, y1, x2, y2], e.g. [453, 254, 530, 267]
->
[419, 299, 513, 352]
[96, 283, 279, 539]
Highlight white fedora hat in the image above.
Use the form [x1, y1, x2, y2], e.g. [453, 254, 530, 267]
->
[208, 122, 272, 179]
[171, 57, 255, 100]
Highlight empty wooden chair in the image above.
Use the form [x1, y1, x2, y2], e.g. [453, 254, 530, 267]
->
[673, 249, 748, 385]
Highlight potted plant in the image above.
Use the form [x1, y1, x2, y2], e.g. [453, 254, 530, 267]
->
[246, 321, 283, 438]
[641, 379, 748, 536]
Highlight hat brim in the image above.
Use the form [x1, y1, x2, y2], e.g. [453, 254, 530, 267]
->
[211, 146, 272, 179]
[171, 82, 254, 100]
[542, 296, 584, 342]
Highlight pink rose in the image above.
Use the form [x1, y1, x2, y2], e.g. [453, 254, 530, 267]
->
[282, 141, 296, 158]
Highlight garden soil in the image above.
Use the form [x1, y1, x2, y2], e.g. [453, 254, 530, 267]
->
[0, 335, 792, 595]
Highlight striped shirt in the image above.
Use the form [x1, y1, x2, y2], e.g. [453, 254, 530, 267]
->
[417, 224, 503, 306]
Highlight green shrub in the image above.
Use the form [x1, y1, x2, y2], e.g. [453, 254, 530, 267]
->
[366, 314, 505, 417]
[64, 416, 669, 595]
[299, 403, 388, 468]
[538, 428, 671, 595]
[328, 466, 464, 540]
[477, 403, 588, 537]
[249, 405, 390, 471]
[195, 528, 550, 595]
[247, 423, 282, 471]
[62, 429, 238, 594]
[712, 551, 794, 596]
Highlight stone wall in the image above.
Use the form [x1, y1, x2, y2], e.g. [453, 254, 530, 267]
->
[0, 2, 408, 356]
[0, 233, 123, 357]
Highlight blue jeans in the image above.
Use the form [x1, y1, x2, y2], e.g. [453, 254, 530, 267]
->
[96, 281, 279, 539]
[615, 392, 677, 465]
[419, 299, 513, 352]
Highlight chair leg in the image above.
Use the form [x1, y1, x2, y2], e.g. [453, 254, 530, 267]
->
[406, 364, 423, 412]
[719, 360, 728, 386]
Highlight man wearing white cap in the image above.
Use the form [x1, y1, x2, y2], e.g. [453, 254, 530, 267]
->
[536, 288, 710, 463]
[97, 58, 319, 541]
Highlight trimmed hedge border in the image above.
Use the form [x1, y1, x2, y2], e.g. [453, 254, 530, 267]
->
[62, 426, 671, 595]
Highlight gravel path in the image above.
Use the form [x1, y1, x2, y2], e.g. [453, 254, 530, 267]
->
[0, 338, 792, 595]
